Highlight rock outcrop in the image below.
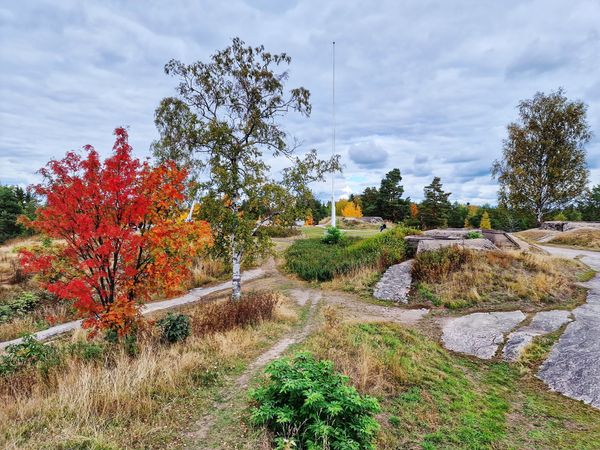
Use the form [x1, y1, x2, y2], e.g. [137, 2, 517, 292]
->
[373, 259, 414, 303]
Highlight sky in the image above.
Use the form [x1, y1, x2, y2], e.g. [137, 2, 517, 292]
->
[1, 0, 599, 204]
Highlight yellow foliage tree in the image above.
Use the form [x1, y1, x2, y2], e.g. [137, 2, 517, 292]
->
[480, 211, 492, 230]
[335, 199, 350, 217]
[342, 202, 363, 218]
[410, 203, 419, 219]
[463, 217, 470, 228]
[305, 210, 314, 226]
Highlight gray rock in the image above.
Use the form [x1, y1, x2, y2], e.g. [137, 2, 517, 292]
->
[422, 228, 474, 239]
[441, 311, 526, 359]
[417, 238, 498, 254]
[503, 310, 572, 361]
[373, 259, 414, 303]
[536, 247, 600, 408]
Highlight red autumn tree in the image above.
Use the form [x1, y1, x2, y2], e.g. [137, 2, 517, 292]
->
[20, 128, 211, 335]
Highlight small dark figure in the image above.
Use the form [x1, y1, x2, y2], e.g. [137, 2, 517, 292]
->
[379, 223, 387, 232]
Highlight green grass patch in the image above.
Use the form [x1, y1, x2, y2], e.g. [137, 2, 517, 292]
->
[285, 226, 417, 281]
[578, 269, 597, 282]
[297, 322, 600, 449]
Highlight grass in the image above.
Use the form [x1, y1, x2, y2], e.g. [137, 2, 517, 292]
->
[294, 321, 600, 449]
[411, 246, 588, 311]
[0, 292, 299, 449]
[549, 228, 600, 250]
[286, 226, 416, 282]
[301, 226, 382, 239]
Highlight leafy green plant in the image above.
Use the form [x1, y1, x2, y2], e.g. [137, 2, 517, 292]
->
[465, 231, 483, 239]
[66, 340, 106, 362]
[0, 334, 61, 377]
[249, 351, 380, 450]
[0, 291, 40, 323]
[321, 226, 344, 245]
[286, 227, 417, 281]
[157, 313, 191, 344]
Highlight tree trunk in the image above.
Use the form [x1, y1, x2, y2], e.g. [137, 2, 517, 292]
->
[231, 231, 242, 302]
[536, 207, 544, 226]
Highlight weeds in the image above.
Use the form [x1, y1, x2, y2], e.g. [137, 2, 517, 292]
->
[191, 290, 279, 336]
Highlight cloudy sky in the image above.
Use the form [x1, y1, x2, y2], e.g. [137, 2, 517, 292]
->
[1, 0, 599, 204]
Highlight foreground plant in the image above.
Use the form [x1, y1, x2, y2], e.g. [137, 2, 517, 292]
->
[249, 351, 380, 450]
[20, 128, 211, 335]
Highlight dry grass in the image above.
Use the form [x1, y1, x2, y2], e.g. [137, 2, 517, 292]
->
[188, 257, 228, 288]
[0, 294, 298, 449]
[321, 267, 381, 294]
[549, 228, 600, 250]
[412, 247, 586, 310]
[515, 229, 559, 243]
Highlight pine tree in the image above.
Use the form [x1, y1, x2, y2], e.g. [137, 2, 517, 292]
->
[419, 177, 451, 229]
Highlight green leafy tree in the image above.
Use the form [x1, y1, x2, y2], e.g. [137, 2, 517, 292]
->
[377, 168, 410, 222]
[448, 202, 469, 228]
[419, 177, 451, 229]
[492, 89, 591, 225]
[152, 38, 340, 300]
[580, 185, 600, 221]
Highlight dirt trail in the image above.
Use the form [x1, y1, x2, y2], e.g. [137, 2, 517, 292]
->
[186, 289, 321, 447]
[0, 267, 267, 351]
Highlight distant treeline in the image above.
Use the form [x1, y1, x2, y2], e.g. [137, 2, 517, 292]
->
[0, 185, 38, 243]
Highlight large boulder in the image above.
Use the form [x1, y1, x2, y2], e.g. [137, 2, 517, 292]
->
[416, 238, 498, 254]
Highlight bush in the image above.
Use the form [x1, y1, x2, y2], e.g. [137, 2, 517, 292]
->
[192, 290, 278, 336]
[466, 231, 483, 239]
[157, 313, 191, 344]
[66, 340, 106, 362]
[0, 291, 40, 323]
[412, 246, 471, 282]
[286, 226, 416, 281]
[322, 226, 344, 244]
[249, 351, 380, 450]
[259, 225, 301, 238]
[0, 334, 61, 377]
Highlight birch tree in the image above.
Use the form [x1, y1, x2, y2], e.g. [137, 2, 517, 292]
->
[152, 38, 339, 300]
[492, 89, 591, 225]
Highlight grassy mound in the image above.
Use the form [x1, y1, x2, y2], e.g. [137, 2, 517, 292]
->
[411, 246, 587, 309]
[299, 321, 600, 449]
[285, 227, 416, 281]
[549, 228, 600, 250]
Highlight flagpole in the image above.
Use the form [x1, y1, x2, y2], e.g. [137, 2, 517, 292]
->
[331, 41, 336, 228]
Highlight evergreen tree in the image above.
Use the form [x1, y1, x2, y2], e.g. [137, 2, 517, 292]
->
[361, 187, 380, 217]
[0, 186, 24, 243]
[377, 169, 410, 222]
[419, 177, 451, 229]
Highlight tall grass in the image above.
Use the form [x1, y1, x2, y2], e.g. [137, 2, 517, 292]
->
[285, 227, 417, 281]
[412, 246, 586, 309]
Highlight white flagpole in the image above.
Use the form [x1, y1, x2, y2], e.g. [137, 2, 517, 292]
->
[331, 41, 336, 228]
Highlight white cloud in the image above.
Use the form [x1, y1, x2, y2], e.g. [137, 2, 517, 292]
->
[1, 0, 599, 204]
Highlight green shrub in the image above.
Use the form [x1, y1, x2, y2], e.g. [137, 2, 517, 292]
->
[322, 226, 344, 244]
[0, 334, 61, 377]
[249, 352, 380, 450]
[466, 231, 483, 239]
[0, 291, 40, 323]
[66, 340, 106, 362]
[157, 313, 191, 344]
[286, 227, 417, 281]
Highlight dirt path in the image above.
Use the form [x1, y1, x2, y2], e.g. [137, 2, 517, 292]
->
[0, 267, 267, 351]
[186, 289, 321, 447]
